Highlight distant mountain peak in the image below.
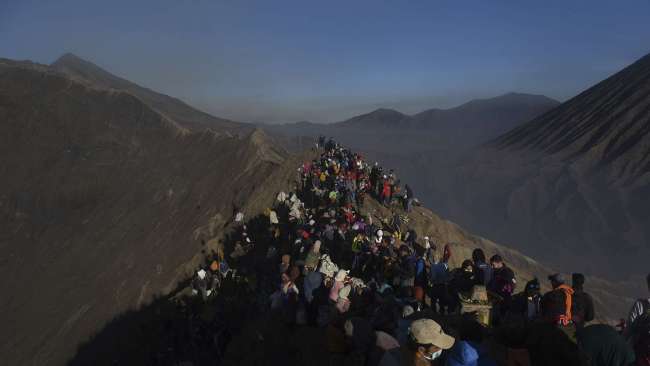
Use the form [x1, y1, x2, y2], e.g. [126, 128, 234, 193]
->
[53, 52, 85, 64]
[50, 52, 252, 133]
[367, 107, 405, 116]
[335, 107, 410, 128]
[51, 52, 106, 76]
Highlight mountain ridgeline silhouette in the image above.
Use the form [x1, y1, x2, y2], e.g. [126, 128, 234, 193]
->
[267, 92, 559, 151]
[51, 53, 254, 134]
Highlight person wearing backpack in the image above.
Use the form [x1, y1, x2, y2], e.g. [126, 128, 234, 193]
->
[488, 255, 516, 324]
[510, 278, 542, 321]
[397, 245, 416, 298]
[472, 249, 493, 287]
[572, 273, 595, 328]
[624, 272, 650, 366]
[429, 245, 451, 314]
[541, 273, 577, 342]
[488, 255, 516, 300]
[413, 247, 428, 305]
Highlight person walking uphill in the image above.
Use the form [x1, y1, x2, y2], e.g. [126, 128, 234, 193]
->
[624, 272, 650, 366]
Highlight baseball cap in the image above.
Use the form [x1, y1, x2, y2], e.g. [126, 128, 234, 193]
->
[409, 319, 455, 349]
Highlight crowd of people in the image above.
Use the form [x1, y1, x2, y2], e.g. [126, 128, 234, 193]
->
[186, 137, 650, 366]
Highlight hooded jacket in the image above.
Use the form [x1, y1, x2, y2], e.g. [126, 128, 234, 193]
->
[445, 341, 497, 366]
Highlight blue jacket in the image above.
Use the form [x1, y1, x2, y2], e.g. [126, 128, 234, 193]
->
[303, 271, 323, 303]
[445, 341, 497, 366]
[430, 262, 449, 284]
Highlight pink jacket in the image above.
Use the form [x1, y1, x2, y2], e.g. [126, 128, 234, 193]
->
[329, 281, 344, 302]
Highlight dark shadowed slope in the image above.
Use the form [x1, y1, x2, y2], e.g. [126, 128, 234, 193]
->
[0, 58, 286, 366]
[51, 53, 253, 134]
[443, 52, 650, 279]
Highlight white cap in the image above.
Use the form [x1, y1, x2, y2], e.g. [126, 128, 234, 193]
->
[197, 269, 207, 280]
[335, 269, 348, 282]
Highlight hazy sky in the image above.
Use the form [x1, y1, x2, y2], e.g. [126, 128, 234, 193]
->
[1, 0, 649, 123]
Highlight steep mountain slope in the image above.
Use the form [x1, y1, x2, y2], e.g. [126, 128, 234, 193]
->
[0, 58, 288, 366]
[51, 53, 253, 134]
[443, 52, 650, 279]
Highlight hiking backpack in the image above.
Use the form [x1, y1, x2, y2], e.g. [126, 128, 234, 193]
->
[633, 299, 650, 336]
[633, 299, 650, 366]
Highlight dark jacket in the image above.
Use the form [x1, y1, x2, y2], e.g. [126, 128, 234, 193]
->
[450, 269, 475, 294]
[577, 324, 635, 366]
[489, 266, 516, 299]
[473, 262, 493, 287]
[397, 256, 416, 281]
[510, 291, 541, 320]
[405, 185, 413, 199]
[525, 322, 584, 366]
[541, 285, 574, 324]
[572, 288, 595, 325]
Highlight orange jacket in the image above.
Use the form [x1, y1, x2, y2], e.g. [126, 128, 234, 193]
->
[556, 284, 575, 325]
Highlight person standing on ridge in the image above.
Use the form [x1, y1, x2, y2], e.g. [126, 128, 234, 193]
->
[541, 273, 576, 342]
[624, 272, 650, 366]
[404, 184, 414, 212]
[488, 255, 516, 300]
[471, 249, 492, 287]
[571, 273, 595, 328]
[510, 278, 542, 321]
[429, 245, 451, 315]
